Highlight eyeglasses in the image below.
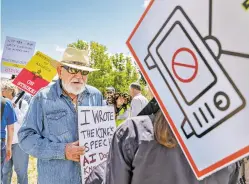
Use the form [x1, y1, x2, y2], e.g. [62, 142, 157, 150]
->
[62, 65, 89, 76]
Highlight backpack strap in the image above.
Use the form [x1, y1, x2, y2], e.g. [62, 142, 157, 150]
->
[1, 97, 7, 120]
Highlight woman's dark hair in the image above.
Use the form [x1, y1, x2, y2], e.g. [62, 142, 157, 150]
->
[114, 92, 131, 115]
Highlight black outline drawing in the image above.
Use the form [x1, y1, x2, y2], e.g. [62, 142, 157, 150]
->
[213, 91, 230, 111]
[156, 21, 217, 106]
[206, 0, 249, 59]
[209, 0, 213, 36]
[144, 5, 247, 139]
[204, 35, 222, 59]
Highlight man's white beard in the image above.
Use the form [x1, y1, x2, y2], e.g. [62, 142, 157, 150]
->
[62, 80, 86, 95]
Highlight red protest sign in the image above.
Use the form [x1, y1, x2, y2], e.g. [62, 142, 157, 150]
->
[12, 51, 57, 95]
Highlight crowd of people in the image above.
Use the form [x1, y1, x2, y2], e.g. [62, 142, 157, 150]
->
[103, 83, 148, 121]
[1, 47, 248, 184]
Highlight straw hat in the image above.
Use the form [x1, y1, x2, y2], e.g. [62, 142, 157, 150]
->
[51, 47, 98, 72]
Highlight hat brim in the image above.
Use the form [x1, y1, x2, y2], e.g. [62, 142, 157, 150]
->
[50, 60, 99, 72]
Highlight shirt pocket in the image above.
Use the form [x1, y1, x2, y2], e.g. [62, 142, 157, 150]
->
[46, 110, 69, 136]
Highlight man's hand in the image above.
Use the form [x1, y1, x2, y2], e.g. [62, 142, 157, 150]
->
[6, 146, 12, 161]
[65, 141, 85, 162]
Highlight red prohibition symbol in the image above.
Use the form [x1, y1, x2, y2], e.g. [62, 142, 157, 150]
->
[172, 47, 198, 83]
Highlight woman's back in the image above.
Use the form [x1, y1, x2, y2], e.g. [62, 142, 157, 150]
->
[105, 115, 238, 184]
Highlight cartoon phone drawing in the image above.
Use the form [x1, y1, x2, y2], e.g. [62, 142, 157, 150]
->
[144, 6, 246, 139]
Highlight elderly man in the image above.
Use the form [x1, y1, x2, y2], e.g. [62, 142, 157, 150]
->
[18, 47, 103, 184]
[129, 83, 148, 117]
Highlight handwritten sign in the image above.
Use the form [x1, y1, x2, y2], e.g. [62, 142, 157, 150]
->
[1, 36, 36, 75]
[12, 51, 57, 95]
[78, 106, 116, 183]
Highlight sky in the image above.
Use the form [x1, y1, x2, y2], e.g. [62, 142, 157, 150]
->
[1, 0, 151, 61]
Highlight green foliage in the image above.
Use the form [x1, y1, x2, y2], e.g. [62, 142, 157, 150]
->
[68, 40, 143, 94]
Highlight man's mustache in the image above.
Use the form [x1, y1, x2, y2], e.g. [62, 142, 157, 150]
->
[70, 79, 84, 84]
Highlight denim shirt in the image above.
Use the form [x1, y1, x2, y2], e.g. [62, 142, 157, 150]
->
[18, 80, 103, 184]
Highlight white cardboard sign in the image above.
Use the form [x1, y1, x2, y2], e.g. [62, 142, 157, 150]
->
[127, 0, 249, 180]
[78, 106, 116, 183]
[1, 36, 36, 75]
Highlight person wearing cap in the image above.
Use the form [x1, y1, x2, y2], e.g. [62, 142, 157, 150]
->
[104, 86, 115, 105]
[129, 83, 148, 117]
[18, 47, 103, 184]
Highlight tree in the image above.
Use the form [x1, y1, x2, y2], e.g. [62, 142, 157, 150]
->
[110, 53, 139, 93]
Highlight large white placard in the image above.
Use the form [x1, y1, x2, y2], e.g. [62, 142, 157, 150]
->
[1, 36, 36, 75]
[127, 0, 249, 180]
[78, 106, 116, 183]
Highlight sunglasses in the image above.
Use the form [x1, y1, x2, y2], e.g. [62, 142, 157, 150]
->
[62, 65, 89, 76]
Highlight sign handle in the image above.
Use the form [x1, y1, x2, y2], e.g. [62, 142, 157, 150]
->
[14, 91, 25, 104]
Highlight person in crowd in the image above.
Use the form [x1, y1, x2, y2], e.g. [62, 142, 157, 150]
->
[105, 109, 239, 184]
[1, 96, 16, 183]
[1, 80, 29, 184]
[237, 157, 249, 184]
[18, 47, 103, 184]
[85, 161, 106, 184]
[104, 87, 115, 105]
[122, 93, 132, 109]
[114, 92, 125, 115]
[129, 83, 148, 117]
[245, 158, 249, 183]
[116, 93, 131, 120]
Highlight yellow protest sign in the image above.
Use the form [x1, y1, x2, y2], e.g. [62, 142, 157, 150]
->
[2, 61, 26, 69]
[25, 51, 57, 82]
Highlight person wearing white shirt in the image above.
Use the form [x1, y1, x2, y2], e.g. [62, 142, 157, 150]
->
[129, 83, 148, 117]
[1, 80, 29, 184]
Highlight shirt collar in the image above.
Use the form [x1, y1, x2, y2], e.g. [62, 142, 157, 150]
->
[134, 92, 142, 98]
[56, 79, 63, 97]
